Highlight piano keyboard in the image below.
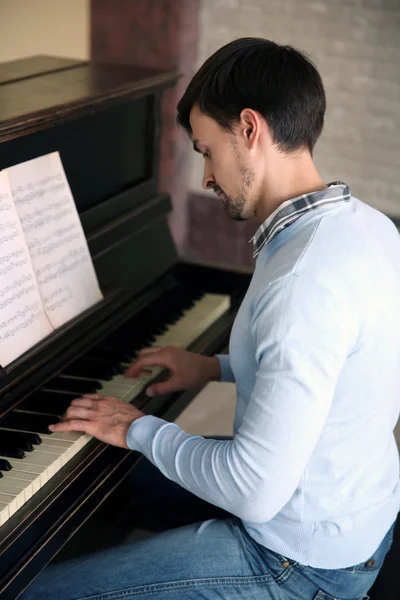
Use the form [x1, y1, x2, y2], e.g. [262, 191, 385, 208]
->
[0, 293, 230, 527]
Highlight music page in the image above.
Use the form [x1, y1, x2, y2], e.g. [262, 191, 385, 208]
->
[6, 152, 103, 329]
[0, 172, 53, 366]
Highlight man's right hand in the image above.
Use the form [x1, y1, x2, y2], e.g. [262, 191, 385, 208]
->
[124, 346, 221, 397]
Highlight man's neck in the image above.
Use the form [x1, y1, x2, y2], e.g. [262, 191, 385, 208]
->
[256, 155, 326, 222]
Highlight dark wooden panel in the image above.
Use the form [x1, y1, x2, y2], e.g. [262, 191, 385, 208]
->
[86, 194, 173, 255]
[93, 211, 178, 290]
[0, 94, 156, 213]
[80, 181, 161, 234]
[0, 55, 84, 86]
[0, 61, 178, 142]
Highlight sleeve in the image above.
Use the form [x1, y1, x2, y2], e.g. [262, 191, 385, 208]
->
[215, 353, 235, 382]
[126, 274, 351, 523]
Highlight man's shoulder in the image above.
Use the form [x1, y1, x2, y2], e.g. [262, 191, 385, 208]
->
[255, 211, 341, 287]
[254, 204, 360, 295]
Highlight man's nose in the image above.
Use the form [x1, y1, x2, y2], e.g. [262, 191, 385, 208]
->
[202, 168, 215, 191]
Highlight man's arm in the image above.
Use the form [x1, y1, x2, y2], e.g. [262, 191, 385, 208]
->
[126, 274, 353, 522]
[51, 274, 353, 521]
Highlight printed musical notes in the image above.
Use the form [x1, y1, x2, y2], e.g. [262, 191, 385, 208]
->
[0, 152, 103, 365]
[0, 172, 53, 366]
[6, 152, 103, 329]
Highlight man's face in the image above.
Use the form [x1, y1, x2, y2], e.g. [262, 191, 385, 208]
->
[189, 105, 256, 221]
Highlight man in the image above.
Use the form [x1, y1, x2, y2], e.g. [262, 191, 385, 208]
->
[23, 38, 400, 600]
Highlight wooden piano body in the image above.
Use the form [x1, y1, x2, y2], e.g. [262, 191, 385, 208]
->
[0, 56, 252, 598]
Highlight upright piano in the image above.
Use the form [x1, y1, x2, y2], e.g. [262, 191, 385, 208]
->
[0, 56, 252, 598]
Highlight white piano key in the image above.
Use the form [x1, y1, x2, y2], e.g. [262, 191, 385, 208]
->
[0, 476, 30, 492]
[0, 482, 25, 509]
[14, 451, 62, 479]
[37, 438, 73, 449]
[36, 441, 80, 467]
[38, 443, 70, 456]
[70, 371, 154, 393]
[0, 503, 9, 526]
[97, 383, 132, 397]
[1, 474, 33, 500]
[2, 470, 41, 495]
[0, 494, 18, 517]
[39, 431, 85, 443]
[0, 457, 49, 486]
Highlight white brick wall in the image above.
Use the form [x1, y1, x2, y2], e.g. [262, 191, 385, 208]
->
[189, 0, 400, 217]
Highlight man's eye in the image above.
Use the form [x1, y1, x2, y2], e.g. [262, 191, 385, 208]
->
[203, 151, 210, 159]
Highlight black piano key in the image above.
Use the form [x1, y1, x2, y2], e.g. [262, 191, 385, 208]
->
[44, 376, 102, 394]
[94, 345, 134, 362]
[0, 446, 25, 459]
[62, 362, 114, 381]
[102, 337, 137, 355]
[64, 357, 123, 379]
[0, 458, 12, 471]
[89, 342, 136, 365]
[0, 428, 41, 446]
[1, 411, 58, 435]
[19, 391, 74, 417]
[104, 330, 141, 349]
[153, 325, 168, 335]
[0, 430, 34, 451]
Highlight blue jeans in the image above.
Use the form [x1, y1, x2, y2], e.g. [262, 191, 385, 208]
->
[22, 457, 395, 600]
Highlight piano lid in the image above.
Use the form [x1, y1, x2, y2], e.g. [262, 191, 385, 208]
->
[0, 55, 179, 142]
[0, 56, 177, 220]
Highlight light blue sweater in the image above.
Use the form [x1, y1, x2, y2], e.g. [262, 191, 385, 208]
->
[127, 197, 400, 568]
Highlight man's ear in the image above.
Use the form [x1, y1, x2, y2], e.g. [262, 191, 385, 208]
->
[239, 109, 261, 148]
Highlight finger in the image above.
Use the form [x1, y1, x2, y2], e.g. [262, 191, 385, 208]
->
[138, 346, 163, 356]
[146, 378, 182, 397]
[125, 353, 172, 378]
[61, 406, 93, 421]
[49, 420, 90, 434]
[82, 394, 102, 400]
[70, 397, 97, 408]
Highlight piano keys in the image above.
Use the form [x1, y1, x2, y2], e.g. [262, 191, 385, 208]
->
[0, 56, 252, 599]
[0, 291, 230, 528]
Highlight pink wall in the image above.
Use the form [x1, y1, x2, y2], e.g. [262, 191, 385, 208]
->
[91, 0, 200, 251]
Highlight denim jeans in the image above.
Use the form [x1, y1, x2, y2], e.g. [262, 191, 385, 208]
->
[22, 456, 395, 600]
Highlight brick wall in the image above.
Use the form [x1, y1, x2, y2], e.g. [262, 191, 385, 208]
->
[185, 0, 400, 264]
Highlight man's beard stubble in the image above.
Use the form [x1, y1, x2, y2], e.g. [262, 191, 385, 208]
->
[222, 192, 246, 221]
[220, 162, 255, 222]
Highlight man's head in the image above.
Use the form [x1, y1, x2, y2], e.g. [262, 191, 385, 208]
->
[177, 38, 326, 221]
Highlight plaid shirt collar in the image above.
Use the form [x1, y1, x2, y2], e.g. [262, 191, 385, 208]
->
[251, 181, 351, 258]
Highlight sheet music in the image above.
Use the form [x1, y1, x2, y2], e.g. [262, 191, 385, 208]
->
[6, 152, 103, 328]
[0, 172, 53, 366]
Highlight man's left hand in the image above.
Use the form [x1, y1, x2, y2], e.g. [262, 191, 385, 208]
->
[48, 394, 145, 449]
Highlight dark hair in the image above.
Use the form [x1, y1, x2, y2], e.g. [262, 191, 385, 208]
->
[177, 38, 326, 153]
